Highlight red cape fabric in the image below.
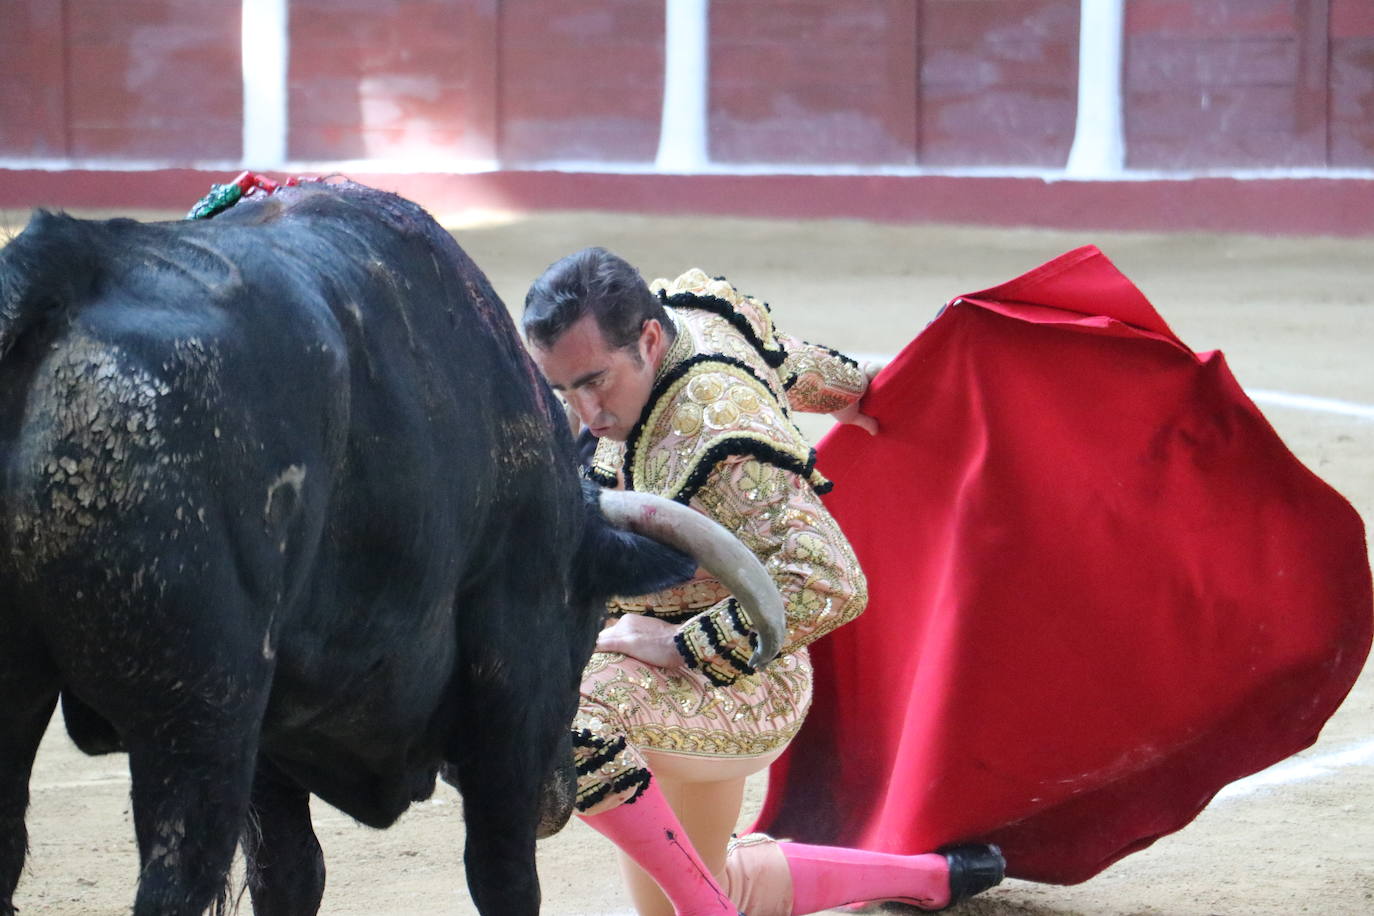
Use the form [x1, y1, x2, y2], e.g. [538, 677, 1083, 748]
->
[753, 245, 1373, 884]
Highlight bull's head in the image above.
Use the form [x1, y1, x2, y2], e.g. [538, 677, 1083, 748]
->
[595, 489, 785, 669]
[529, 486, 788, 838]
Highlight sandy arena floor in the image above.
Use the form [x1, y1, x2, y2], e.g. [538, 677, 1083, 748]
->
[4, 206, 1372, 915]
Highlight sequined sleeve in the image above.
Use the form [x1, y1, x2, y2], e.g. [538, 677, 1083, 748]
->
[774, 332, 869, 415]
[671, 455, 868, 686]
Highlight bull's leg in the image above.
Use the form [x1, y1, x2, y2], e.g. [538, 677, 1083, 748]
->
[449, 719, 544, 916]
[244, 756, 325, 916]
[125, 721, 260, 916]
[0, 672, 58, 916]
[448, 586, 566, 916]
[117, 610, 272, 916]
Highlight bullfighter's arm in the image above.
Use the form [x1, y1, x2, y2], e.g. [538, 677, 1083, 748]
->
[670, 455, 868, 687]
[773, 332, 870, 415]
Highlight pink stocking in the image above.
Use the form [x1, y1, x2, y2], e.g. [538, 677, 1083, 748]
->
[778, 842, 951, 914]
[579, 779, 738, 916]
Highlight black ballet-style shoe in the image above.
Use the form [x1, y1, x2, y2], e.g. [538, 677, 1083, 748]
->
[938, 843, 1005, 909]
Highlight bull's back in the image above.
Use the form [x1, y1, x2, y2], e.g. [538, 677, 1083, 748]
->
[0, 208, 351, 689]
[0, 187, 574, 760]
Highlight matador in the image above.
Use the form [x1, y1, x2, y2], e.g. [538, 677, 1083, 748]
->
[524, 248, 1003, 916]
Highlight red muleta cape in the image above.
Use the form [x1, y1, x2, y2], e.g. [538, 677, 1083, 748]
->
[753, 245, 1373, 884]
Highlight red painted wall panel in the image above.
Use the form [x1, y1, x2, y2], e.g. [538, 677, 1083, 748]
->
[1126, 38, 1300, 89]
[917, 0, 1079, 167]
[497, 1, 664, 165]
[61, 0, 241, 160]
[1124, 0, 1330, 169]
[709, 1, 918, 166]
[1330, 0, 1374, 167]
[1331, 40, 1374, 166]
[709, 0, 1078, 168]
[3, 0, 1368, 176]
[1331, 0, 1374, 36]
[290, 0, 496, 162]
[1126, 0, 1300, 36]
[0, 0, 67, 157]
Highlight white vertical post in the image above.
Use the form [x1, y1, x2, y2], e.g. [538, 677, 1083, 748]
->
[656, 0, 709, 172]
[242, 0, 289, 168]
[1065, 0, 1126, 177]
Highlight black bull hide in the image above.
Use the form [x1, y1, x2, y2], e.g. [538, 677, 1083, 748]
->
[0, 183, 697, 916]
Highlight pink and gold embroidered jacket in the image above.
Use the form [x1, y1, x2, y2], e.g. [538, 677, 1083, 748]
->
[588, 270, 869, 685]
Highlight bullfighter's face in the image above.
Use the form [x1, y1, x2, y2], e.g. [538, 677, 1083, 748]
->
[532, 313, 668, 442]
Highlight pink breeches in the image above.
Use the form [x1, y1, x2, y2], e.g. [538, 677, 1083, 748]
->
[572, 648, 813, 815]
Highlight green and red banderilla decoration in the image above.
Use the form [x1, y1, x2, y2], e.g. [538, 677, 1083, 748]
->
[186, 171, 306, 220]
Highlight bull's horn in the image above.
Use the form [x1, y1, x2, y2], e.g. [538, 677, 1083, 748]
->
[598, 489, 785, 670]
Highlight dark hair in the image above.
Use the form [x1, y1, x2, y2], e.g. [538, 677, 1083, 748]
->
[522, 247, 672, 355]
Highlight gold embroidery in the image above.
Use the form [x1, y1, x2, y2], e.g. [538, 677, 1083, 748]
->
[671, 402, 703, 437]
[580, 651, 813, 760]
[728, 385, 762, 412]
[651, 269, 784, 370]
[737, 460, 780, 500]
[628, 360, 823, 501]
[611, 577, 732, 615]
[687, 374, 724, 404]
[574, 276, 867, 793]
[583, 652, 615, 676]
[777, 334, 868, 414]
[643, 450, 670, 488]
[791, 586, 828, 620]
[656, 309, 695, 382]
[791, 531, 829, 563]
[627, 720, 803, 757]
[590, 298, 835, 503]
[589, 436, 626, 490]
[704, 399, 741, 429]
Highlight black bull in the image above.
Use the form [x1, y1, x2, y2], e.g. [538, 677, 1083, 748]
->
[0, 184, 715, 915]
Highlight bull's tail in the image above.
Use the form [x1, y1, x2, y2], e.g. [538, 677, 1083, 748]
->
[0, 210, 96, 363]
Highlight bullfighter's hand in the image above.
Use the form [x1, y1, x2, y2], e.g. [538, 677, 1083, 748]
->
[595, 614, 687, 670]
[831, 359, 886, 435]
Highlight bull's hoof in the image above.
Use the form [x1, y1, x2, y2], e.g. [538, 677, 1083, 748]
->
[939, 843, 1005, 909]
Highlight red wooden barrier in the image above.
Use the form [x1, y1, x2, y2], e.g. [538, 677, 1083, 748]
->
[919, 0, 1079, 167]
[1, 0, 240, 161]
[709, 0, 1079, 168]
[709, 1, 918, 166]
[1124, 0, 1330, 169]
[289, 0, 497, 162]
[0, 1, 1369, 181]
[496, 0, 664, 164]
[0, 0, 67, 157]
[1330, 0, 1374, 166]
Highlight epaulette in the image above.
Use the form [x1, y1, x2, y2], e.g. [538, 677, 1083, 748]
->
[657, 288, 788, 369]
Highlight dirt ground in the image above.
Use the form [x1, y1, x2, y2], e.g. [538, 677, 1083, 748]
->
[4, 206, 1373, 915]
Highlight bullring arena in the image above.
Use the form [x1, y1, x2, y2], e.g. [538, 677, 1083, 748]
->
[3, 206, 1371, 915]
[3, 0, 1374, 913]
